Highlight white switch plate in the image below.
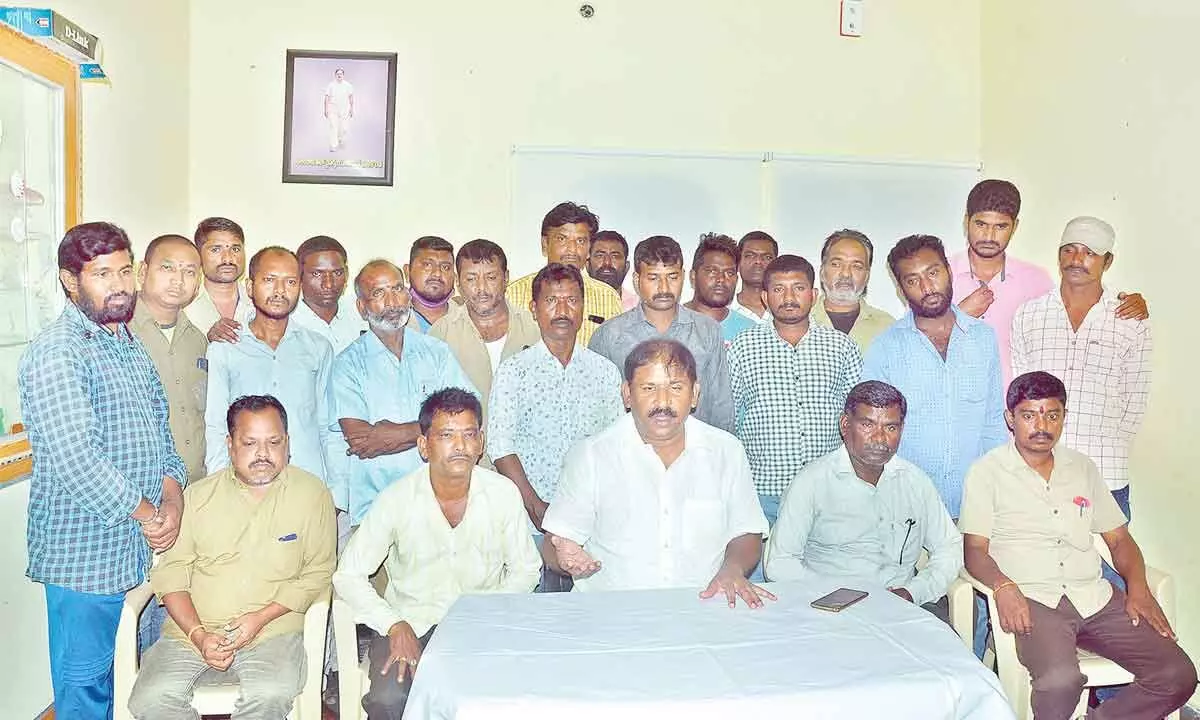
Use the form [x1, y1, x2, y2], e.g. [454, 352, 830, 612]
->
[841, 0, 864, 37]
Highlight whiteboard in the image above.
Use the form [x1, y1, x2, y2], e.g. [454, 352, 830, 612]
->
[767, 155, 980, 317]
[509, 147, 764, 280]
[508, 147, 979, 317]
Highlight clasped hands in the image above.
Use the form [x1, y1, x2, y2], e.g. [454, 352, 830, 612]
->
[550, 536, 777, 609]
[191, 609, 270, 671]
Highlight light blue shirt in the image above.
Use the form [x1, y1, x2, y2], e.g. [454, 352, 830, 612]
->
[719, 310, 757, 349]
[862, 307, 1007, 516]
[204, 321, 334, 481]
[764, 445, 963, 606]
[328, 328, 475, 523]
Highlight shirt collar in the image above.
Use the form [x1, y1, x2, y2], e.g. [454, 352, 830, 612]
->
[897, 304, 975, 335]
[997, 440, 1078, 474]
[64, 302, 135, 341]
[631, 301, 692, 328]
[833, 443, 902, 487]
[532, 339, 583, 369]
[131, 296, 197, 335]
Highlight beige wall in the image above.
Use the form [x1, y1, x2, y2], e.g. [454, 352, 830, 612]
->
[187, 0, 981, 266]
[981, 0, 1200, 694]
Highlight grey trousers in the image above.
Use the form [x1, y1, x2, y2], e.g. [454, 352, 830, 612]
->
[1015, 589, 1196, 720]
[128, 631, 306, 720]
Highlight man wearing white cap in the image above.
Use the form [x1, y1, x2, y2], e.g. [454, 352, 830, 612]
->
[1010, 216, 1153, 526]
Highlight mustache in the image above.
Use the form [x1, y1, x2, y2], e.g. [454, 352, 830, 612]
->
[652, 293, 675, 302]
[921, 292, 946, 303]
[217, 263, 238, 270]
[251, 459, 275, 468]
[648, 407, 678, 419]
[1064, 265, 1087, 272]
[550, 316, 573, 324]
[862, 444, 892, 454]
[1029, 432, 1054, 441]
[833, 278, 855, 288]
[777, 303, 802, 310]
[105, 292, 134, 303]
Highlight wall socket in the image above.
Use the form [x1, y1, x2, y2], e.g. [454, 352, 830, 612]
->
[840, 0, 864, 38]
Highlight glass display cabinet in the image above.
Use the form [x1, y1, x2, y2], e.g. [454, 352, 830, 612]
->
[0, 23, 80, 424]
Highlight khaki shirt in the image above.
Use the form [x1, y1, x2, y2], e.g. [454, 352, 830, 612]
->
[427, 301, 541, 416]
[958, 442, 1127, 617]
[152, 466, 337, 649]
[810, 299, 895, 355]
[130, 301, 209, 483]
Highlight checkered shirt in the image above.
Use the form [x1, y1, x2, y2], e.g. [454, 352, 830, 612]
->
[1011, 289, 1152, 490]
[729, 322, 862, 496]
[20, 304, 187, 594]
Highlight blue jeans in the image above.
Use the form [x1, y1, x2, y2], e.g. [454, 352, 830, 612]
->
[751, 494, 781, 583]
[44, 583, 126, 720]
[1100, 486, 1130, 591]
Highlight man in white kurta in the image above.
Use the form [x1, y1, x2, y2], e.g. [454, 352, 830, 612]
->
[324, 69, 354, 151]
[541, 338, 769, 606]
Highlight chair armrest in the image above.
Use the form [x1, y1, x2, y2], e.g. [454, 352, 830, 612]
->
[298, 588, 332, 720]
[946, 574, 977, 652]
[113, 582, 156, 720]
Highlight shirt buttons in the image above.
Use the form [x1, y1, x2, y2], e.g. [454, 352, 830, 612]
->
[1053, 509, 1059, 515]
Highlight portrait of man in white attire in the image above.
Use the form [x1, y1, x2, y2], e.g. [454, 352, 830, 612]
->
[324, 68, 354, 152]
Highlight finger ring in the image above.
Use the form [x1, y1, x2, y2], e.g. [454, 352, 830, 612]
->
[398, 656, 407, 664]
[407, 658, 418, 667]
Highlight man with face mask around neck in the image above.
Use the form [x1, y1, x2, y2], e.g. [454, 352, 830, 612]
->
[204, 247, 334, 486]
[328, 260, 475, 528]
[765, 381, 962, 619]
[405, 236, 457, 331]
[21, 222, 188, 719]
[129, 395, 336, 720]
[542, 339, 771, 607]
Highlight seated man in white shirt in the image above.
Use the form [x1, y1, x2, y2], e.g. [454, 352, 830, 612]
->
[764, 381, 962, 618]
[332, 388, 541, 720]
[542, 338, 772, 608]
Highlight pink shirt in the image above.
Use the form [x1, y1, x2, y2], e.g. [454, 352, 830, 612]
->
[949, 251, 1054, 389]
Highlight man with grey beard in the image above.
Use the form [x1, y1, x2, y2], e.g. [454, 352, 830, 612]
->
[810, 229, 895, 354]
[327, 260, 476, 529]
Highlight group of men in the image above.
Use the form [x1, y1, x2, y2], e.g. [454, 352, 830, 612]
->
[20, 178, 1195, 720]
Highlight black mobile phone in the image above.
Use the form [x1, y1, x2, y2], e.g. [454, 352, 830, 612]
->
[810, 588, 869, 612]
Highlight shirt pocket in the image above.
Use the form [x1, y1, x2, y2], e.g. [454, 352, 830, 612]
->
[1063, 498, 1095, 550]
[261, 532, 305, 581]
[682, 499, 725, 551]
[1082, 341, 1120, 378]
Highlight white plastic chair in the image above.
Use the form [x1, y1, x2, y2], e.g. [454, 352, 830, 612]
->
[112, 582, 331, 720]
[948, 535, 1179, 720]
[332, 593, 371, 720]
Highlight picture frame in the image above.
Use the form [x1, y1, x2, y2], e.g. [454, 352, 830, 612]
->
[281, 49, 397, 186]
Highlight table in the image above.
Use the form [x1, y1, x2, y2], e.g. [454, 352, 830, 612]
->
[403, 579, 1015, 720]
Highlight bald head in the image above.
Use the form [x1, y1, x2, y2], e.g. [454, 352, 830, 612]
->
[354, 259, 405, 300]
[143, 234, 198, 266]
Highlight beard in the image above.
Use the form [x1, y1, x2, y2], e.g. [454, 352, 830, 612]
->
[821, 280, 865, 306]
[78, 290, 135, 325]
[696, 285, 733, 309]
[910, 291, 951, 318]
[253, 295, 298, 320]
[367, 306, 411, 331]
[410, 284, 453, 306]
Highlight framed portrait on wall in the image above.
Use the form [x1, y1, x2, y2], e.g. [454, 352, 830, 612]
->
[282, 50, 397, 186]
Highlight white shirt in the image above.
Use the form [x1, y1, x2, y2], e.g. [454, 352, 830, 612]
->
[764, 445, 963, 606]
[332, 465, 541, 637]
[484, 335, 507, 374]
[542, 415, 768, 592]
[325, 80, 354, 112]
[732, 298, 771, 324]
[185, 282, 253, 337]
[291, 296, 366, 355]
[1011, 289, 1152, 490]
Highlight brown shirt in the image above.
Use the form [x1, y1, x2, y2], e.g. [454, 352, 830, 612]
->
[130, 300, 209, 484]
[958, 442, 1127, 617]
[152, 466, 337, 649]
[427, 301, 541, 417]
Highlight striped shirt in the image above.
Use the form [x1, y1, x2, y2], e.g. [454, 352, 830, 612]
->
[729, 322, 862, 496]
[1010, 289, 1152, 490]
[506, 271, 622, 347]
[20, 304, 187, 594]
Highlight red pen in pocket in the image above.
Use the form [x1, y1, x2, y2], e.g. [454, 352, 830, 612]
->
[1072, 496, 1090, 517]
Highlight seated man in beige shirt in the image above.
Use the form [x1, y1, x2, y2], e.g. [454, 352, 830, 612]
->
[333, 388, 541, 720]
[960, 371, 1195, 720]
[129, 395, 337, 720]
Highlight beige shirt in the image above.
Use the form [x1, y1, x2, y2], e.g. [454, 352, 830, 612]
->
[130, 300, 209, 484]
[332, 465, 541, 637]
[427, 301, 541, 416]
[958, 442, 1127, 617]
[506, 271, 622, 347]
[810, 299, 896, 355]
[152, 466, 337, 649]
[185, 281, 253, 337]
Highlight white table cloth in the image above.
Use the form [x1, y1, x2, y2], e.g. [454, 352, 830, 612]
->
[403, 579, 1015, 720]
